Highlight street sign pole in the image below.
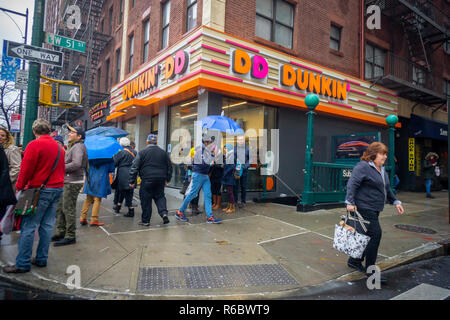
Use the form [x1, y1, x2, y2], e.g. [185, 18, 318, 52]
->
[23, 0, 45, 149]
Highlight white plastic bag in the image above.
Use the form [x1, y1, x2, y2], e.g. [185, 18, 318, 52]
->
[435, 166, 440, 177]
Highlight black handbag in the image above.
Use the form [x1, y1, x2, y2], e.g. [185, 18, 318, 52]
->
[14, 146, 61, 216]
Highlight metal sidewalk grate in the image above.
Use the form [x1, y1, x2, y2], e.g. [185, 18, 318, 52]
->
[137, 264, 299, 292]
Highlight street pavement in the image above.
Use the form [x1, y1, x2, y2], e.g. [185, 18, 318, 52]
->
[0, 189, 448, 300]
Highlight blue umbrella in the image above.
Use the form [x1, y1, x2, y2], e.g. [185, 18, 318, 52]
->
[85, 135, 123, 160]
[199, 115, 242, 134]
[85, 126, 130, 138]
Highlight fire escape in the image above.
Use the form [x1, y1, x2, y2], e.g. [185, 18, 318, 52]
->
[48, 0, 112, 127]
[365, 0, 449, 107]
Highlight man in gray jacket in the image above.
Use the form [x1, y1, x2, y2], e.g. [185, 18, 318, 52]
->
[52, 126, 88, 246]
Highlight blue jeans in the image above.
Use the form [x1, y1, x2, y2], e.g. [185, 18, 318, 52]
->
[16, 187, 63, 270]
[179, 172, 212, 218]
[425, 179, 433, 194]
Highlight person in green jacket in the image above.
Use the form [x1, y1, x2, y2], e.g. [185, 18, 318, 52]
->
[423, 152, 439, 199]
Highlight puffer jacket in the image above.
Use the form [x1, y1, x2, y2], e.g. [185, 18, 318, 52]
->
[64, 140, 88, 183]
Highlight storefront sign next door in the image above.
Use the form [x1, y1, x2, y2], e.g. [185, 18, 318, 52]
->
[410, 115, 448, 141]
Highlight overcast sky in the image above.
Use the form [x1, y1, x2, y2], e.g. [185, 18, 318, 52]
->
[0, 0, 35, 55]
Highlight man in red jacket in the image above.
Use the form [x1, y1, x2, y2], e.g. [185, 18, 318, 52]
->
[3, 119, 65, 273]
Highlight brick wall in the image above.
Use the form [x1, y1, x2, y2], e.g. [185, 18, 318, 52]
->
[94, 0, 448, 93]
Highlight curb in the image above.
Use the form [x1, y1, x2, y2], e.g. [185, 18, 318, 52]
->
[2, 238, 448, 300]
[336, 239, 449, 282]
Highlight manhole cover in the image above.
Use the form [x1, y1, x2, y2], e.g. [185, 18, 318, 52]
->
[137, 264, 299, 292]
[394, 224, 437, 234]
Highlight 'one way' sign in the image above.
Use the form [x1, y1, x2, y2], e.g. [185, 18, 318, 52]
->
[6, 40, 63, 67]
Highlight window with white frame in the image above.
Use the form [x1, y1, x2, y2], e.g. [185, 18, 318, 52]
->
[255, 0, 294, 49]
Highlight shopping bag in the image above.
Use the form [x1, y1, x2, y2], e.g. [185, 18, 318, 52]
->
[333, 210, 371, 259]
[0, 205, 15, 234]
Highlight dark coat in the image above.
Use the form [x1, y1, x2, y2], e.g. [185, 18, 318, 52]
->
[221, 151, 236, 186]
[83, 158, 115, 198]
[345, 161, 399, 212]
[113, 147, 137, 190]
[0, 145, 16, 207]
[210, 164, 224, 184]
[422, 159, 436, 180]
[129, 145, 173, 184]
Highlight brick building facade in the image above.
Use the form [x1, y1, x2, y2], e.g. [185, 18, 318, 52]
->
[43, 0, 449, 198]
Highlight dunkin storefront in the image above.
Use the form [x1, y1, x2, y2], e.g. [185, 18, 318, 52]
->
[106, 26, 400, 198]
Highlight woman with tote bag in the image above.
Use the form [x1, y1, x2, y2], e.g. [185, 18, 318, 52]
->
[345, 142, 404, 283]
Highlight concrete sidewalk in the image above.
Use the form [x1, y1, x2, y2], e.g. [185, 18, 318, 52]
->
[0, 189, 448, 300]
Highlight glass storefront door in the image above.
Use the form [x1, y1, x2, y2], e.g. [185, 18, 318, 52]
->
[221, 97, 277, 192]
[167, 99, 198, 188]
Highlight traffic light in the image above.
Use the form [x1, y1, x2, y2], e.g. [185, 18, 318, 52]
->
[55, 83, 82, 105]
[39, 82, 52, 105]
[38, 76, 82, 107]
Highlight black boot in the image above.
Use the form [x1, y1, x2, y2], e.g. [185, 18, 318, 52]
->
[114, 204, 121, 213]
[124, 207, 134, 217]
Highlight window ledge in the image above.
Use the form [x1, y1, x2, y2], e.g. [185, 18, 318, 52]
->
[254, 36, 296, 56]
[329, 48, 344, 57]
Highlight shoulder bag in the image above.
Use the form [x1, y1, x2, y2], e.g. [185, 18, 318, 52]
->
[333, 208, 371, 259]
[14, 146, 61, 216]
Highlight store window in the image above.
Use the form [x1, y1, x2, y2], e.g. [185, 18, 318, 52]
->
[123, 119, 136, 144]
[222, 97, 277, 192]
[167, 99, 198, 188]
[151, 115, 159, 134]
[255, 0, 294, 49]
[365, 43, 386, 80]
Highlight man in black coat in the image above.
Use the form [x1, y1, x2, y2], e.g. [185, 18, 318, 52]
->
[113, 137, 137, 217]
[129, 134, 172, 226]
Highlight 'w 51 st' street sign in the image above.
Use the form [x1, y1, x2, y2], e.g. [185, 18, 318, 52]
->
[6, 40, 63, 67]
[45, 32, 86, 53]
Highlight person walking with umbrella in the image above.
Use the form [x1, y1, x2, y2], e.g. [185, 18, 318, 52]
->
[79, 135, 120, 227]
[113, 137, 137, 217]
[423, 152, 439, 199]
[176, 131, 222, 224]
[79, 158, 115, 227]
